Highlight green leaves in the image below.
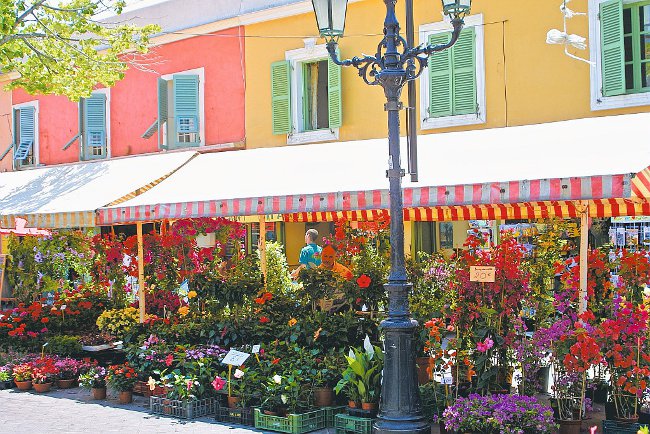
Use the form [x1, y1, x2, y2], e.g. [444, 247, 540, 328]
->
[0, 0, 160, 100]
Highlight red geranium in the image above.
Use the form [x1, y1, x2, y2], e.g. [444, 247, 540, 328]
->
[356, 274, 371, 288]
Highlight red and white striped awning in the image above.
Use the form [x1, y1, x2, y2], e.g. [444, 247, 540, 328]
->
[97, 113, 650, 225]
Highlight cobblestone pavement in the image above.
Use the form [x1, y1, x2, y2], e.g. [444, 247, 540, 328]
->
[0, 387, 333, 434]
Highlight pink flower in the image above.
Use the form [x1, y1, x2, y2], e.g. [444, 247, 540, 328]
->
[165, 354, 174, 367]
[186, 380, 193, 391]
[212, 376, 226, 391]
[476, 338, 494, 353]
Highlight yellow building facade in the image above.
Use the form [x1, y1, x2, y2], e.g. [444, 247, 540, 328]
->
[244, 0, 650, 264]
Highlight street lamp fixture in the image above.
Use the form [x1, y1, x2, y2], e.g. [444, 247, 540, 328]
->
[310, 1, 472, 434]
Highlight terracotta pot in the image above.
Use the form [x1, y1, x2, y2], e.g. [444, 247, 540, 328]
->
[263, 409, 278, 416]
[313, 387, 333, 407]
[57, 379, 76, 389]
[14, 380, 32, 391]
[415, 357, 435, 385]
[91, 387, 107, 400]
[348, 400, 358, 409]
[227, 396, 241, 408]
[361, 402, 377, 411]
[118, 391, 133, 404]
[557, 419, 582, 434]
[614, 415, 640, 424]
[33, 382, 52, 393]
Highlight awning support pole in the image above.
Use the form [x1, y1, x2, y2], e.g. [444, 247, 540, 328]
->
[137, 222, 146, 323]
[578, 200, 589, 314]
[259, 215, 267, 286]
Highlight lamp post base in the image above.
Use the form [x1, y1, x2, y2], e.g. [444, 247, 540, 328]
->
[373, 419, 431, 434]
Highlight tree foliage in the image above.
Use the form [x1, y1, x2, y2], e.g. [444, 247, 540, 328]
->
[0, 0, 160, 100]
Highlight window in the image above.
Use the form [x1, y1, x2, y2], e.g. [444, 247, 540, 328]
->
[589, 0, 650, 109]
[413, 222, 437, 255]
[142, 70, 203, 149]
[82, 93, 107, 160]
[11, 103, 38, 168]
[419, 14, 486, 130]
[271, 41, 342, 145]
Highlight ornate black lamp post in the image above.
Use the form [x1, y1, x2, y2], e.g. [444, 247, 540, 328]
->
[310, 0, 472, 432]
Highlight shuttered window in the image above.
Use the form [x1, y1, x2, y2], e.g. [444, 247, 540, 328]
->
[142, 74, 200, 149]
[428, 27, 477, 118]
[82, 94, 107, 160]
[600, 0, 650, 96]
[13, 106, 36, 166]
[271, 54, 342, 135]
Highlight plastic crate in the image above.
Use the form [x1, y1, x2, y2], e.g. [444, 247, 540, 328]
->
[149, 396, 217, 419]
[254, 408, 326, 434]
[325, 406, 347, 427]
[602, 419, 642, 434]
[334, 413, 374, 434]
[215, 404, 255, 426]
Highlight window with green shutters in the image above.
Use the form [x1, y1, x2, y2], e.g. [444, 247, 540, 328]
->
[428, 27, 477, 118]
[141, 72, 201, 149]
[12, 105, 36, 167]
[599, 0, 650, 97]
[271, 44, 342, 142]
[420, 16, 485, 129]
[82, 93, 107, 160]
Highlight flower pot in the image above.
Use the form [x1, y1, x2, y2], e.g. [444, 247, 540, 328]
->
[33, 382, 53, 393]
[91, 387, 107, 400]
[263, 409, 279, 416]
[361, 402, 377, 411]
[557, 419, 582, 434]
[348, 400, 358, 409]
[14, 380, 32, 391]
[118, 391, 133, 404]
[57, 379, 76, 389]
[227, 396, 241, 408]
[416, 357, 434, 385]
[313, 387, 334, 407]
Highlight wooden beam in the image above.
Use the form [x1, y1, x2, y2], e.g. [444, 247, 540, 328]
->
[578, 200, 589, 314]
[137, 222, 146, 323]
[259, 215, 267, 286]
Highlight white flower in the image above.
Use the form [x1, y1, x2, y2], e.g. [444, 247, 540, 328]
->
[234, 369, 245, 379]
[281, 394, 287, 404]
[272, 374, 282, 384]
[364, 335, 374, 357]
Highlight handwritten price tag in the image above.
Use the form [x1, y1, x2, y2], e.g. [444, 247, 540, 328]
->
[252, 345, 261, 354]
[469, 266, 495, 283]
[222, 349, 251, 366]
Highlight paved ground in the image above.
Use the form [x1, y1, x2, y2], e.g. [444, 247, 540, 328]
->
[0, 387, 335, 434]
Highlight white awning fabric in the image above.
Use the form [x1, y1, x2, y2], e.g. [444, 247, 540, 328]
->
[97, 113, 650, 225]
[0, 151, 197, 228]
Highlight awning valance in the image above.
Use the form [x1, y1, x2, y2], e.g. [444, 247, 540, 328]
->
[97, 113, 650, 225]
[0, 151, 196, 228]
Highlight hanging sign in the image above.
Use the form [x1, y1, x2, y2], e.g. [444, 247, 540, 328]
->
[470, 266, 496, 283]
[221, 349, 251, 366]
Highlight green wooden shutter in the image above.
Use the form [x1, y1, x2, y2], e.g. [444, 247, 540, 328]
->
[14, 107, 35, 161]
[600, 0, 625, 96]
[173, 74, 199, 147]
[428, 33, 453, 118]
[158, 77, 169, 148]
[83, 94, 106, 160]
[451, 27, 477, 115]
[271, 60, 292, 135]
[327, 54, 343, 128]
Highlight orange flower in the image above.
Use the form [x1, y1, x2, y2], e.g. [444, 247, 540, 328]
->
[287, 318, 297, 327]
[41, 317, 49, 324]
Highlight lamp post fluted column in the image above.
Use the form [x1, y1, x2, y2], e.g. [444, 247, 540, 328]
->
[315, 0, 470, 432]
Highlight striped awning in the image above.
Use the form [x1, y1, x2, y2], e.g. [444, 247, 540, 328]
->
[0, 151, 196, 228]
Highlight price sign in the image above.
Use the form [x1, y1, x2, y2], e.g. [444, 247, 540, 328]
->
[252, 345, 261, 354]
[441, 376, 453, 385]
[470, 266, 495, 283]
[222, 349, 251, 366]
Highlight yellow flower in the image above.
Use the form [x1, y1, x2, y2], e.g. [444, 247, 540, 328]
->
[288, 318, 297, 327]
[178, 306, 190, 317]
[187, 290, 198, 299]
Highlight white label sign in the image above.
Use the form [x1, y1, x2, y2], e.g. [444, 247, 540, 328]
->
[441, 376, 453, 385]
[222, 349, 251, 366]
[470, 266, 496, 283]
[251, 345, 261, 354]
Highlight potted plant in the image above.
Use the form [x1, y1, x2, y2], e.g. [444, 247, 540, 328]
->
[107, 363, 137, 404]
[31, 358, 59, 393]
[334, 339, 383, 412]
[442, 393, 557, 434]
[261, 373, 286, 416]
[79, 366, 107, 400]
[311, 350, 343, 407]
[0, 367, 12, 390]
[54, 357, 81, 389]
[12, 363, 33, 391]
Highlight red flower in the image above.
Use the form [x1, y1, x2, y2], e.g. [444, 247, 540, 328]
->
[356, 274, 372, 288]
[259, 316, 270, 324]
[41, 317, 49, 324]
[271, 358, 280, 365]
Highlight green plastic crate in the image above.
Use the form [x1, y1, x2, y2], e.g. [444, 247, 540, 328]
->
[334, 413, 374, 434]
[254, 408, 326, 434]
[324, 406, 347, 427]
[602, 419, 642, 434]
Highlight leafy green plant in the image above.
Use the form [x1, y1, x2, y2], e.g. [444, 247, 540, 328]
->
[335, 339, 384, 404]
[47, 335, 82, 357]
